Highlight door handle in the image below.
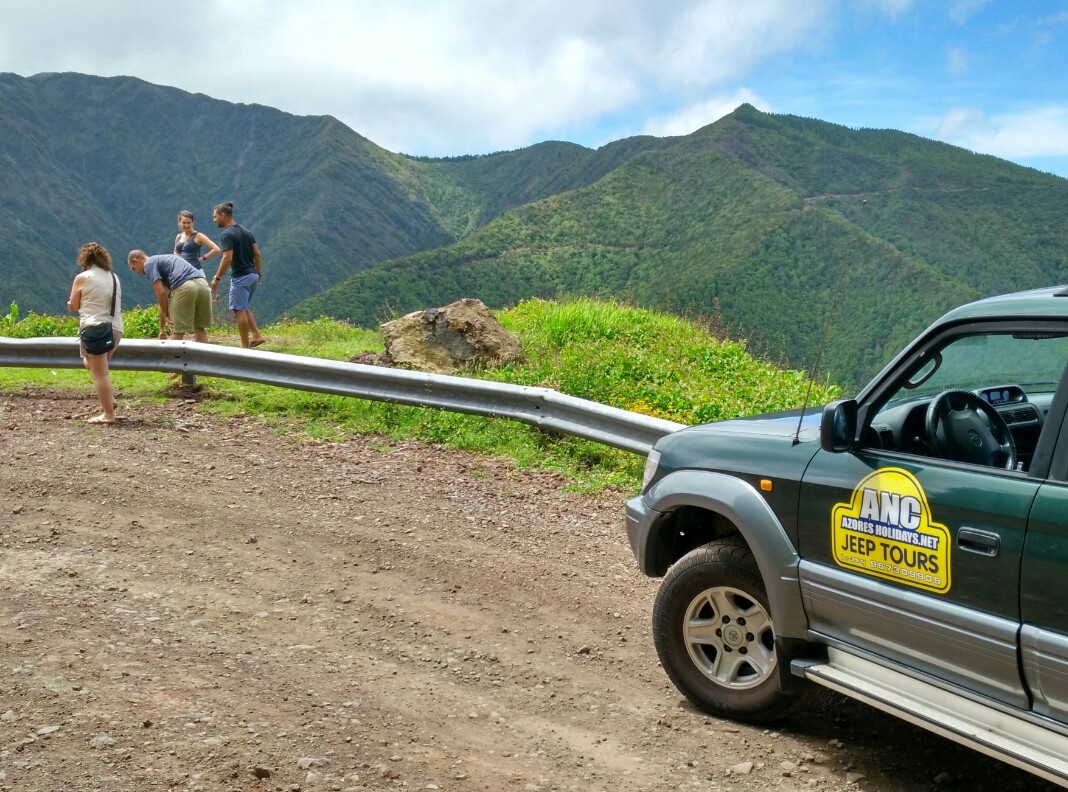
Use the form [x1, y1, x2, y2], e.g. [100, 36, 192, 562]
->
[957, 527, 1001, 557]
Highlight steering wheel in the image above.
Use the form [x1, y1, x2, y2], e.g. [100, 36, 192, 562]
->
[924, 390, 1016, 470]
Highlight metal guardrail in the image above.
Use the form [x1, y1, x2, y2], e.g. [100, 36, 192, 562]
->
[0, 338, 684, 454]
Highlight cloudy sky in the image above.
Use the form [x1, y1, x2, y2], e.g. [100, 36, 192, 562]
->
[2, 0, 1066, 177]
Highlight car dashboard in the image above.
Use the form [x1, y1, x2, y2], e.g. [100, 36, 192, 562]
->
[866, 384, 1050, 471]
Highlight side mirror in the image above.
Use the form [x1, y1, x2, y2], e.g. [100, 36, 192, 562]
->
[821, 399, 858, 453]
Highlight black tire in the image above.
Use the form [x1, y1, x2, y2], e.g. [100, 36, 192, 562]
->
[652, 537, 801, 723]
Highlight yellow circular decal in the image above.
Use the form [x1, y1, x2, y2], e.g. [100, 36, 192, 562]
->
[831, 467, 951, 593]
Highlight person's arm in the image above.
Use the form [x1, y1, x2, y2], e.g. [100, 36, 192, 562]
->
[252, 243, 262, 282]
[174, 233, 182, 256]
[211, 250, 232, 292]
[196, 233, 221, 265]
[152, 280, 171, 338]
[67, 272, 87, 312]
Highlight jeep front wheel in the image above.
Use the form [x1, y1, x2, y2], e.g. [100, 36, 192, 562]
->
[652, 538, 798, 723]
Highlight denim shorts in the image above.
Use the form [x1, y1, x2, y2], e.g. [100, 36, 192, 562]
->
[228, 272, 260, 312]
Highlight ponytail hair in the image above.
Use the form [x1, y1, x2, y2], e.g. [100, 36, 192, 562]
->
[212, 200, 235, 216]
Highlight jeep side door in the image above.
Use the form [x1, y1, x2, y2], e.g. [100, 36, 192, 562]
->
[796, 323, 1068, 708]
[797, 447, 1038, 706]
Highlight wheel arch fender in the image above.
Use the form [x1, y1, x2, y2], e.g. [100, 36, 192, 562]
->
[641, 470, 808, 640]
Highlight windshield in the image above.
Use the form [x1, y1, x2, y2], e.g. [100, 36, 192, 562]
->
[885, 332, 1068, 407]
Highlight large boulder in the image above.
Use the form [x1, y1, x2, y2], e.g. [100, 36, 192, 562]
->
[379, 298, 526, 374]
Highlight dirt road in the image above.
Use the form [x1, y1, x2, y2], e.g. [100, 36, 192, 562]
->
[0, 388, 1054, 791]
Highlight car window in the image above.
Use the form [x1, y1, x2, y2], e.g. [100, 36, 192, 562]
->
[882, 332, 1068, 411]
[866, 330, 1068, 470]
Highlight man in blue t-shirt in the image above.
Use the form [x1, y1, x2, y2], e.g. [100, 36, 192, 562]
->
[127, 250, 211, 342]
[210, 200, 266, 349]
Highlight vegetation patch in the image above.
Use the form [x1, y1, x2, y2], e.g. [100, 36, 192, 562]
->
[1, 299, 839, 491]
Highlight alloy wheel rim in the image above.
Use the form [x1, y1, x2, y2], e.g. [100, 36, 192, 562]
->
[682, 585, 776, 689]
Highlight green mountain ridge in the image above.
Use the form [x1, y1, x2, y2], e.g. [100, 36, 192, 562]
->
[0, 74, 435, 316]
[0, 72, 663, 322]
[2, 73, 1067, 386]
[293, 105, 1068, 386]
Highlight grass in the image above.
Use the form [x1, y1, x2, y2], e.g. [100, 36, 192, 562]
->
[0, 298, 840, 492]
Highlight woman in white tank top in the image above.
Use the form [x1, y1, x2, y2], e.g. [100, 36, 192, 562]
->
[67, 242, 123, 424]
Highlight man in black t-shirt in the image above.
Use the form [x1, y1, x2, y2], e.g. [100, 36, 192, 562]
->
[210, 201, 266, 348]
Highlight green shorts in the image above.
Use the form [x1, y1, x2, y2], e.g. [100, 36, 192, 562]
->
[169, 278, 212, 334]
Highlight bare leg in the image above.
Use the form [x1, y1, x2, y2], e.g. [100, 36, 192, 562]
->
[234, 310, 251, 347]
[235, 309, 265, 347]
[246, 310, 264, 344]
[84, 352, 115, 423]
[193, 327, 209, 343]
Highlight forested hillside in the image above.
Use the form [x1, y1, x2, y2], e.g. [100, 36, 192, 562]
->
[0, 73, 643, 320]
[294, 105, 1068, 386]
[0, 73, 443, 317]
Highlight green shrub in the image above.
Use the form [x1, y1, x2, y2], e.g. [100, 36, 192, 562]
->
[0, 303, 17, 328]
[0, 303, 160, 339]
[122, 306, 162, 338]
[0, 311, 78, 338]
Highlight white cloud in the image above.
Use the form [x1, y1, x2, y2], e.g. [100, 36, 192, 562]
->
[0, 0, 834, 155]
[935, 106, 1068, 157]
[947, 47, 968, 76]
[642, 90, 771, 138]
[935, 107, 993, 141]
[948, 0, 994, 25]
[653, 2, 829, 87]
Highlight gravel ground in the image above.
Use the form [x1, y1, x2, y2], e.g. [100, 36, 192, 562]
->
[0, 386, 1056, 792]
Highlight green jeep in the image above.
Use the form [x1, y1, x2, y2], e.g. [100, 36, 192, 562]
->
[626, 286, 1068, 785]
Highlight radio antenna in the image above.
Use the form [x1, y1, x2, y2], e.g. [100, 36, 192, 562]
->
[791, 199, 866, 445]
